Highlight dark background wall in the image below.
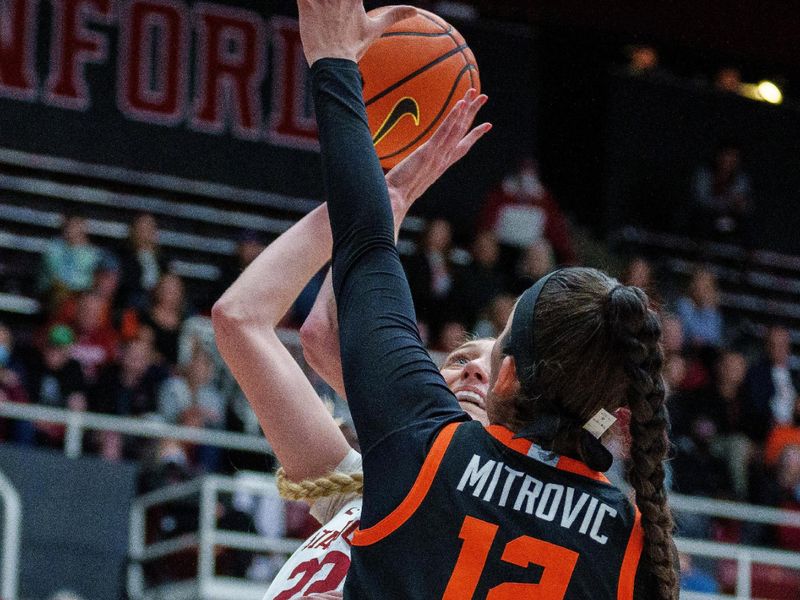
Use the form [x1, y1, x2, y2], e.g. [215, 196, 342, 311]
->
[0, 445, 137, 600]
[603, 75, 800, 253]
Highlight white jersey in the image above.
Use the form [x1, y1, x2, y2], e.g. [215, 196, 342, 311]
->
[263, 451, 363, 600]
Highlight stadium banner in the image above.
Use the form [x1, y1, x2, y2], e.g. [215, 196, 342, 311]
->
[0, 0, 536, 228]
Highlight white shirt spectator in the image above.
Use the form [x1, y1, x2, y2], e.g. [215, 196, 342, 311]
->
[771, 366, 797, 425]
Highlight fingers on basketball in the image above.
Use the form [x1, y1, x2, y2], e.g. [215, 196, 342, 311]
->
[360, 8, 481, 169]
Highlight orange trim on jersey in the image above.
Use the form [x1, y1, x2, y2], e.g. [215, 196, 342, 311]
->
[352, 422, 461, 546]
[617, 508, 645, 600]
[555, 455, 611, 484]
[486, 424, 533, 454]
[487, 424, 611, 484]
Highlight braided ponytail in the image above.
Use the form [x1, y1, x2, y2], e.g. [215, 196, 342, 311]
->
[607, 286, 678, 600]
[499, 268, 678, 598]
[276, 467, 364, 501]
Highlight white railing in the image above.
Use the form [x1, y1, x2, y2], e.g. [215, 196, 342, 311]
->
[676, 537, 800, 600]
[671, 493, 800, 528]
[125, 474, 800, 600]
[0, 402, 271, 459]
[0, 470, 20, 600]
[671, 493, 800, 599]
[128, 474, 301, 600]
[4, 401, 800, 599]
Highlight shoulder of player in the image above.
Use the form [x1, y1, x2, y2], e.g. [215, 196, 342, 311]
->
[457, 421, 636, 506]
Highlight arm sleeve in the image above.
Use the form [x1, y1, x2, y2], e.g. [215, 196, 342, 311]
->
[310, 59, 466, 524]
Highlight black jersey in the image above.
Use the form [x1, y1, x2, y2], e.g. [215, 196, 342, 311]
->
[345, 421, 645, 599]
[309, 59, 657, 600]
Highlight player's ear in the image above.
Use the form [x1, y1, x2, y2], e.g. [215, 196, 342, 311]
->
[491, 355, 519, 399]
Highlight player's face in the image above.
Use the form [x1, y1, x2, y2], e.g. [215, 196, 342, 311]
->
[440, 339, 493, 426]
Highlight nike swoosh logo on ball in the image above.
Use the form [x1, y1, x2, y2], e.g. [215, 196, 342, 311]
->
[372, 97, 420, 146]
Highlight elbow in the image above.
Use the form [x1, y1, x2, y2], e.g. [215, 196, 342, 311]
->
[299, 315, 323, 369]
[211, 294, 249, 344]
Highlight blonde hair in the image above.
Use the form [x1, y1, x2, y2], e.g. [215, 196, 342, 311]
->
[276, 467, 363, 501]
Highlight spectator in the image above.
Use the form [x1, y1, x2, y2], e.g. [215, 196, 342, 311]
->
[451, 231, 505, 329]
[159, 342, 227, 472]
[691, 142, 753, 243]
[765, 397, 800, 467]
[158, 343, 225, 430]
[478, 156, 576, 266]
[0, 321, 28, 388]
[679, 553, 720, 594]
[92, 338, 167, 418]
[661, 314, 685, 357]
[510, 239, 555, 295]
[0, 323, 33, 444]
[473, 293, 515, 338]
[131, 272, 186, 366]
[91, 338, 169, 461]
[675, 267, 725, 349]
[403, 218, 456, 338]
[664, 353, 688, 397]
[25, 325, 87, 447]
[621, 256, 662, 304]
[773, 445, 800, 551]
[672, 416, 734, 500]
[685, 351, 753, 499]
[38, 214, 101, 311]
[434, 321, 468, 353]
[672, 415, 735, 536]
[60, 291, 119, 383]
[137, 439, 200, 584]
[118, 212, 165, 310]
[52, 252, 121, 333]
[213, 229, 266, 304]
[742, 326, 799, 443]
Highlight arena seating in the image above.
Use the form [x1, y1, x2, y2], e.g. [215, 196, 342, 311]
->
[614, 226, 800, 359]
[0, 154, 424, 328]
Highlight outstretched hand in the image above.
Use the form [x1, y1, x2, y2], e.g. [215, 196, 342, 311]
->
[385, 88, 491, 211]
[298, 0, 417, 66]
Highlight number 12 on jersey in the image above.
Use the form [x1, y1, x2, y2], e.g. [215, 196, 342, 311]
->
[443, 515, 579, 599]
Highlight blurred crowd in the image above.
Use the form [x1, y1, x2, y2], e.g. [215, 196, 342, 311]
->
[0, 212, 283, 477]
[0, 143, 796, 594]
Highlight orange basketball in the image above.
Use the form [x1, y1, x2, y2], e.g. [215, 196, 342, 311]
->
[360, 8, 480, 169]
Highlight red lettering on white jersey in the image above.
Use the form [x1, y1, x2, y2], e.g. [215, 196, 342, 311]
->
[264, 498, 361, 600]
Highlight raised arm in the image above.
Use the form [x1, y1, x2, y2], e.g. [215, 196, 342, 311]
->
[213, 92, 487, 483]
[300, 0, 490, 523]
[300, 97, 491, 396]
[212, 205, 350, 481]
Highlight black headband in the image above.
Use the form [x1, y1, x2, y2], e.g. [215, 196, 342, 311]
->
[502, 270, 559, 394]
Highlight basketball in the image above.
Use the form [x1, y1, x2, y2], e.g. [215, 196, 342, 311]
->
[360, 8, 480, 169]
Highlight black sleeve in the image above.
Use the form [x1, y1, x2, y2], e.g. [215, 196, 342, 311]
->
[310, 59, 466, 525]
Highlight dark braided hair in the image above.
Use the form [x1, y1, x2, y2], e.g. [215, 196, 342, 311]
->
[607, 285, 678, 600]
[504, 267, 677, 600]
